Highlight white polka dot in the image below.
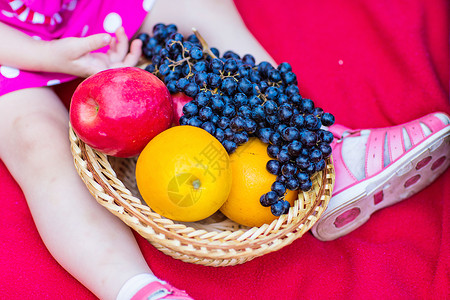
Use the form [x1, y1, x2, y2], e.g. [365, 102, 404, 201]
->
[32, 35, 42, 40]
[1, 10, 14, 18]
[338, 59, 344, 65]
[64, 0, 77, 11]
[1, 66, 20, 78]
[143, 0, 156, 12]
[103, 12, 122, 33]
[81, 25, 89, 37]
[53, 12, 62, 24]
[47, 79, 61, 86]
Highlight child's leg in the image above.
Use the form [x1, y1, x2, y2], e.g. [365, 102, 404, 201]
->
[0, 87, 152, 300]
[139, 0, 276, 65]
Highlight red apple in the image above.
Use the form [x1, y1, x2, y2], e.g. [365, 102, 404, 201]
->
[69, 67, 173, 157]
[171, 92, 193, 125]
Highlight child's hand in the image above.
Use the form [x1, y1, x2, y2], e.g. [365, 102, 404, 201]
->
[51, 27, 142, 77]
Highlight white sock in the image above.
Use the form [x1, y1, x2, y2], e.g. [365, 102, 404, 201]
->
[116, 273, 167, 300]
[341, 131, 368, 181]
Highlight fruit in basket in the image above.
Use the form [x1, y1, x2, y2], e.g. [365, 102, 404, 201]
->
[220, 138, 298, 227]
[171, 92, 193, 125]
[69, 67, 173, 157]
[136, 125, 232, 222]
[136, 24, 336, 216]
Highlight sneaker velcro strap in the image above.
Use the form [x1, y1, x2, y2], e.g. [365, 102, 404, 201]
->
[365, 130, 385, 177]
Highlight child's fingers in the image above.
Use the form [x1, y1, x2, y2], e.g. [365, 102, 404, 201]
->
[122, 39, 143, 67]
[108, 37, 118, 53]
[110, 27, 129, 61]
[79, 33, 111, 54]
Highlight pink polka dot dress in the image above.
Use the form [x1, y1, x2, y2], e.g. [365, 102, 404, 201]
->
[0, 0, 155, 96]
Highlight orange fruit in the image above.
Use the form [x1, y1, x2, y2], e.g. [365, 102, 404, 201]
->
[220, 138, 298, 227]
[135, 125, 232, 222]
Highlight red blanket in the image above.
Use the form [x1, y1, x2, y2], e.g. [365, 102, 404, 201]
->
[1, 0, 449, 299]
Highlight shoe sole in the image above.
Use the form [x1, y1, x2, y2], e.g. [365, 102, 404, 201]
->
[311, 126, 450, 241]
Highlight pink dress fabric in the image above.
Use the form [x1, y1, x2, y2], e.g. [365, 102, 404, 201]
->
[0, 0, 154, 96]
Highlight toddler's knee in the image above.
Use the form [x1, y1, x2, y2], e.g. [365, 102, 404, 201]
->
[9, 111, 69, 160]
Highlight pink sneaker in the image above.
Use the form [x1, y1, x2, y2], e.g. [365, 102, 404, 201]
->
[311, 112, 450, 241]
[131, 281, 194, 300]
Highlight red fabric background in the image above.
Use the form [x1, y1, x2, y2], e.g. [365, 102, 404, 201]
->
[1, 0, 449, 299]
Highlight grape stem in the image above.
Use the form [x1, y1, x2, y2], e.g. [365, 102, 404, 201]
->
[192, 28, 218, 59]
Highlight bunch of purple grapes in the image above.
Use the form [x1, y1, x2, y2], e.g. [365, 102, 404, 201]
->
[137, 23, 335, 217]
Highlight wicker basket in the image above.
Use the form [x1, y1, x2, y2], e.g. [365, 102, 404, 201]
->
[69, 125, 335, 267]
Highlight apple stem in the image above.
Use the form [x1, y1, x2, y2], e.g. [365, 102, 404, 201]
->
[192, 28, 217, 59]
